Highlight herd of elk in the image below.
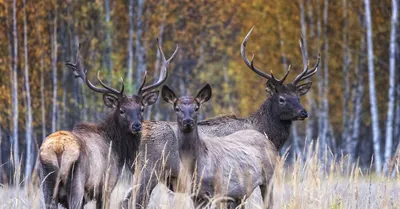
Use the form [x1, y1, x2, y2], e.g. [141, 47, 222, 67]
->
[162, 84, 278, 208]
[122, 26, 320, 208]
[39, 26, 320, 209]
[38, 40, 178, 209]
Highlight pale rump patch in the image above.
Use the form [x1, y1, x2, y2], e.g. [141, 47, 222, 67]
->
[39, 131, 81, 183]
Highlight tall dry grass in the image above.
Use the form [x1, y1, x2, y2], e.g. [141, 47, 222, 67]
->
[1, 143, 399, 209]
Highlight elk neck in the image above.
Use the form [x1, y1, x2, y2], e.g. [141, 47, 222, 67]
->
[99, 112, 140, 168]
[249, 97, 292, 150]
[177, 122, 206, 162]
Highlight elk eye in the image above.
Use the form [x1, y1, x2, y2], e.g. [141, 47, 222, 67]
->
[119, 109, 125, 114]
[175, 107, 179, 112]
[195, 106, 199, 111]
[141, 107, 145, 112]
[279, 97, 286, 104]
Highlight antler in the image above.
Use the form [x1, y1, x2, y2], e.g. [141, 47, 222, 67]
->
[241, 26, 272, 80]
[243, 26, 290, 84]
[137, 39, 179, 95]
[291, 35, 321, 85]
[66, 45, 124, 96]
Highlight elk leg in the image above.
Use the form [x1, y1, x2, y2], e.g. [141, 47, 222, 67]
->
[66, 164, 86, 209]
[260, 183, 273, 209]
[40, 164, 59, 209]
[120, 188, 132, 209]
[134, 167, 158, 209]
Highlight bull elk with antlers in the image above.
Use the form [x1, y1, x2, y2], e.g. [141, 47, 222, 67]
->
[39, 40, 178, 209]
[123, 26, 320, 208]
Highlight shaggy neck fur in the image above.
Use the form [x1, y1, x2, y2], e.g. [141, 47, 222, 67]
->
[99, 112, 140, 169]
[249, 97, 292, 150]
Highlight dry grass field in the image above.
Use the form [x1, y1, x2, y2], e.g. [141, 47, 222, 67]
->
[1, 148, 399, 209]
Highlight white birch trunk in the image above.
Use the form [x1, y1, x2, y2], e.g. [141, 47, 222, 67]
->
[300, 0, 315, 142]
[384, 0, 398, 174]
[23, 0, 33, 180]
[11, 0, 19, 169]
[342, 0, 351, 154]
[51, 6, 58, 133]
[127, 0, 134, 89]
[135, 0, 146, 91]
[105, 0, 113, 76]
[322, 0, 330, 157]
[364, 0, 383, 173]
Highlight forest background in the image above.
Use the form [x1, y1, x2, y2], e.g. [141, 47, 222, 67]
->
[0, 0, 399, 184]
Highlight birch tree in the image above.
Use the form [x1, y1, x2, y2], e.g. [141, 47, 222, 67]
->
[364, 0, 383, 173]
[322, 0, 330, 156]
[105, 0, 113, 76]
[51, 3, 58, 133]
[11, 0, 19, 169]
[135, 0, 147, 91]
[23, 0, 33, 180]
[127, 0, 134, 90]
[299, 0, 315, 143]
[384, 0, 398, 173]
[342, 0, 351, 153]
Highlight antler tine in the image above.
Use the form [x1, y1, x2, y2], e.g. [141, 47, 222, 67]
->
[139, 39, 179, 93]
[97, 71, 124, 95]
[241, 26, 272, 80]
[137, 71, 148, 95]
[292, 36, 320, 85]
[66, 46, 113, 94]
[278, 65, 291, 84]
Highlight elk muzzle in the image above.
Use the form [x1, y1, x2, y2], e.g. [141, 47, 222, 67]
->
[182, 118, 194, 131]
[297, 109, 308, 120]
[131, 122, 142, 134]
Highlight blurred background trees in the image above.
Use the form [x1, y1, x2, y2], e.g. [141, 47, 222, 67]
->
[0, 0, 398, 182]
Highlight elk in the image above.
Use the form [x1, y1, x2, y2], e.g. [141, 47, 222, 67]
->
[39, 40, 178, 209]
[124, 26, 320, 208]
[161, 84, 278, 208]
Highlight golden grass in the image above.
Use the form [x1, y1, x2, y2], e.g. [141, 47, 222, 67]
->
[1, 146, 399, 209]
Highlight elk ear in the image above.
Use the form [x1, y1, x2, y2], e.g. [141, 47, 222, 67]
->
[103, 93, 119, 108]
[296, 82, 312, 96]
[195, 84, 212, 104]
[161, 85, 177, 105]
[142, 90, 159, 106]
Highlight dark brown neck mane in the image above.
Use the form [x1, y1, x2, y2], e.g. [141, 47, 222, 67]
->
[98, 113, 140, 169]
[248, 97, 292, 150]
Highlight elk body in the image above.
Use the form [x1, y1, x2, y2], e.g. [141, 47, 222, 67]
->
[162, 84, 278, 208]
[39, 40, 178, 209]
[125, 27, 320, 208]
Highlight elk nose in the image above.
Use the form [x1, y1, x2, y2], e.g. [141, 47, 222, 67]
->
[299, 109, 308, 118]
[183, 118, 194, 127]
[131, 122, 142, 132]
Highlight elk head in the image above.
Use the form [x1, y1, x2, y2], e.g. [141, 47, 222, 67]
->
[241, 26, 320, 121]
[66, 39, 179, 134]
[162, 84, 212, 133]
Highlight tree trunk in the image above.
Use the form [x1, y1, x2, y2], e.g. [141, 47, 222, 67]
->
[151, 1, 167, 121]
[316, 0, 324, 151]
[51, 4, 58, 133]
[364, 0, 383, 173]
[300, 0, 315, 143]
[384, 0, 398, 174]
[342, 0, 351, 155]
[127, 0, 134, 90]
[23, 0, 33, 181]
[321, 0, 330, 158]
[135, 0, 146, 91]
[104, 0, 113, 77]
[11, 0, 19, 171]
